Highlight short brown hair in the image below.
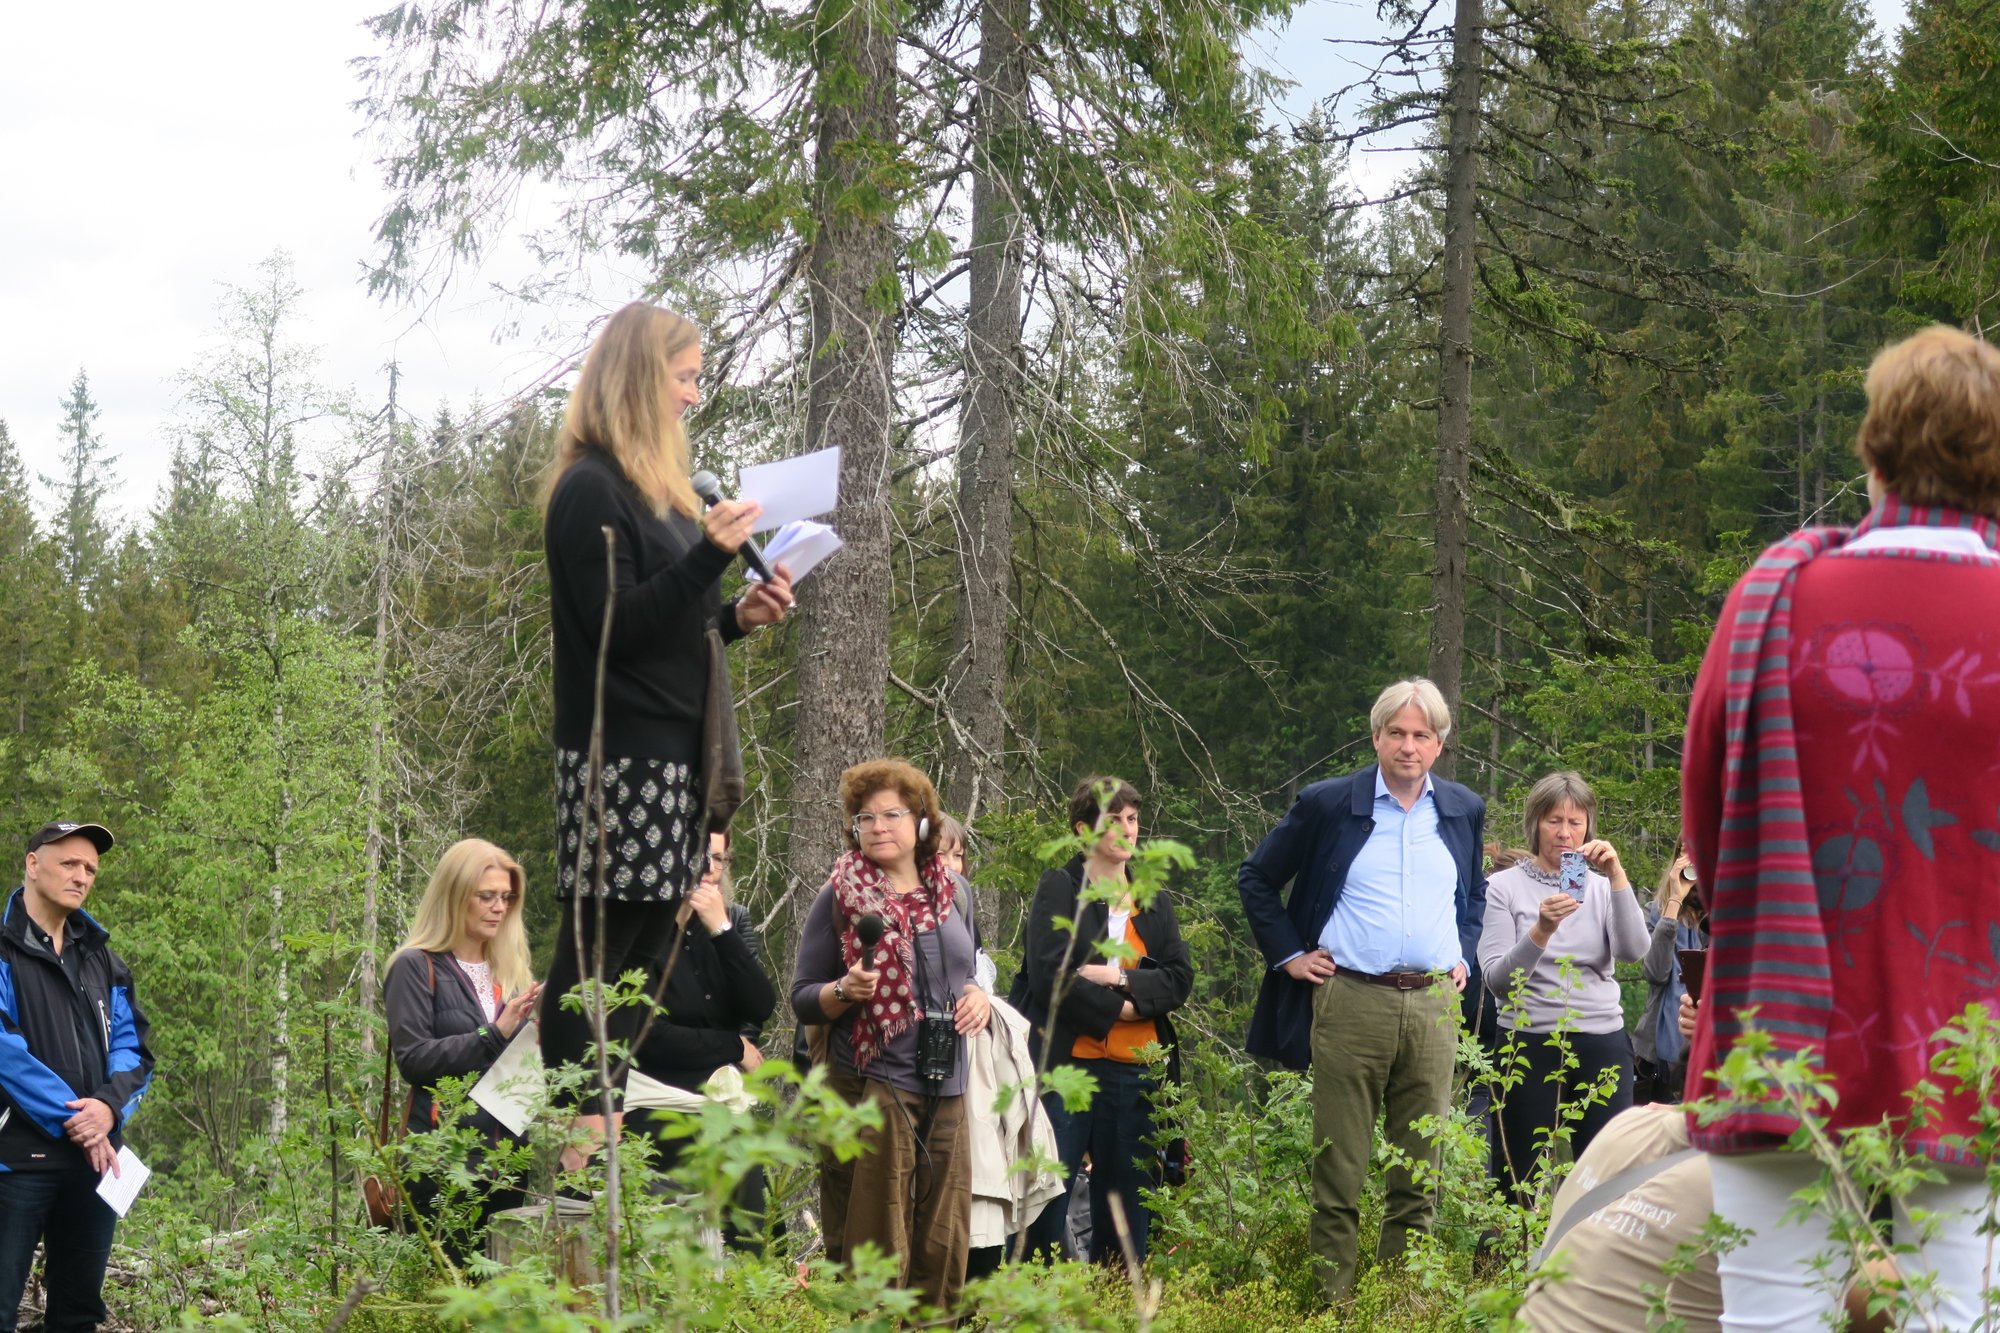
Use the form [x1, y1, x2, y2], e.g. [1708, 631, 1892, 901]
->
[840, 758, 944, 859]
[1854, 326, 2000, 518]
[1068, 775, 1141, 835]
[1523, 771, 1597, 855]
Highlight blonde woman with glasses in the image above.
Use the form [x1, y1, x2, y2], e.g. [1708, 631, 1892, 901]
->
[384, 838, 542, 1257]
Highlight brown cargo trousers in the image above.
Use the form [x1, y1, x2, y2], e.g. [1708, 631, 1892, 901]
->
[821, 1060, 972, 1315]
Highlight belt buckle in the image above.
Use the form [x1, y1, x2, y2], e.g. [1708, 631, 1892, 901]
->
[1395, 971, 1424, 991]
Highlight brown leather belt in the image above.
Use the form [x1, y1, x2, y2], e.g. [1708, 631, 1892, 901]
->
[1344, 968, 1437, 991]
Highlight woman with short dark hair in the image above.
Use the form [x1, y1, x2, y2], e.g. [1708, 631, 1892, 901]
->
[1016, 776, 1193, 1264]
[629, 827, 775, 1141]
[790, 759, 989, 1312]
[1477, 771, 1648, 1199]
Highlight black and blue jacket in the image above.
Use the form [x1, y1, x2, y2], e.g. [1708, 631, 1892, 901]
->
[0, 888, 154, 1171]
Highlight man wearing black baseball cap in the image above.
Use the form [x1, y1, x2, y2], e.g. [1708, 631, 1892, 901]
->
[1, 820, 154, 1332]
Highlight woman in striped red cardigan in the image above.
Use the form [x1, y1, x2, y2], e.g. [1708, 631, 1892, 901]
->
[1682, 326, 2000, 1330]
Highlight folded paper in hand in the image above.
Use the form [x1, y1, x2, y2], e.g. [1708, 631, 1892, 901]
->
[737, 445, 841, 533]
[96, 1147, 150, 1218]
[747, 521, 843, 583]
[627, 1064, 756, 1114]
[470, 1020, 545, 1138]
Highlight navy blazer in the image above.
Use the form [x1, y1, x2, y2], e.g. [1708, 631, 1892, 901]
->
[1238, 763, 1488, 1069]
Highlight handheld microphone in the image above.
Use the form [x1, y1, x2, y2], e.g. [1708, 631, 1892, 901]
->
[689, 470, 776, 583]
[855, 912, 887, 965]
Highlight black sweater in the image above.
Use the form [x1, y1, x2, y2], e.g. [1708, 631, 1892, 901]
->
[634, 903, 777, 1091]
[1015, 858, 1194, 1071]
[545, 449, 744, 759]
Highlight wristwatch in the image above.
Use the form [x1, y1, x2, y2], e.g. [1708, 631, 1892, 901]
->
[833, 978, 849, 1003]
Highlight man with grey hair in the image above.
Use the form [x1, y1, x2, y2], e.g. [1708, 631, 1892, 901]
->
[1239, 678, 1487, 1305]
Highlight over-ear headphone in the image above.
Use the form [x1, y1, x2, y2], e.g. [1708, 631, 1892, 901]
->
[917, 814, 931, 843]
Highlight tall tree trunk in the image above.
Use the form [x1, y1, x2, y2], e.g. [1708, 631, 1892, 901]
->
[790, 0, 902, 891]
[1428, 0, 1484, 778]
[360, 365, 399, 1055]
[944, 0, 1028, 824]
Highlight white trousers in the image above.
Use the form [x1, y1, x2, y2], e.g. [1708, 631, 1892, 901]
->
[1710, 1152, 1996, 1331]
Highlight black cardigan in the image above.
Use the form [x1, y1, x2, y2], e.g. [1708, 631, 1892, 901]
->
[1015, 858, 1194, 1072]
[544, 449, 745, 759]
[634, 903, 777, 1091]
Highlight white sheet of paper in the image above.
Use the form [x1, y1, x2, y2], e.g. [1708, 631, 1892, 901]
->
[469, 1019, 545, 1138]
[736, 445, 841, 532]
[749, 521, 843, 583]
[96, 1146, 150, 1217]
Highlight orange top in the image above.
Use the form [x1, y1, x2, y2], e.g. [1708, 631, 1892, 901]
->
[1071, 917, 1160, 1063]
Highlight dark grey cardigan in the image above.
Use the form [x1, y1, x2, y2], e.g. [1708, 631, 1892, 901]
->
[383, 948, 515, 1138]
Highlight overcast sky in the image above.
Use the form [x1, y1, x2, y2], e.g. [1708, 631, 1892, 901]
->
[1, 0, 1908, 524]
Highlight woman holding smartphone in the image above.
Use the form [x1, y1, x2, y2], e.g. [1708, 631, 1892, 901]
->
[1633, 841, 1706, 1104]
[1477, 771, 1648, 1202]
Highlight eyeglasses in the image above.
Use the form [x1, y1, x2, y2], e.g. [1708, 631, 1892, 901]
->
[473, 891, 521, 908]
[706, 853, 731, 870]
[852, 808, 912, 832]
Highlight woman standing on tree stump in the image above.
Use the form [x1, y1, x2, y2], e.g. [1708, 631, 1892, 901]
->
[537, 302, 793, 1172]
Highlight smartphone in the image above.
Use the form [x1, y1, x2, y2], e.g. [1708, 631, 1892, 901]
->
[1557, 849, 1588, 901]
[1677, 948, 1707, 1000]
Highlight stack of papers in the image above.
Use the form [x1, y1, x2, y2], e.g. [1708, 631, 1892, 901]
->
[749, 521, 843, 583]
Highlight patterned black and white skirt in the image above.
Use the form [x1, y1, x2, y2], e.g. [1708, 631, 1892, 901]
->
[553, 748, 706, 902]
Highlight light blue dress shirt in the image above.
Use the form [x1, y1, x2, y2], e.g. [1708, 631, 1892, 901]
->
[1317, 771, 1463, 973]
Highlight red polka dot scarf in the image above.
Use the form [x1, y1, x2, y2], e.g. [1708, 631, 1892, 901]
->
[829, 849, 959, 1072]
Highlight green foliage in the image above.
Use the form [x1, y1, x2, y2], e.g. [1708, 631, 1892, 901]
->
[1147, 1065, 1319, 1302]
[1863, 0, 2000, 329]
[12, 2, 2000, 1330]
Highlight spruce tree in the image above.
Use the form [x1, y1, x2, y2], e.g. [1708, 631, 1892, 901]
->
[44, 368, 117, 597]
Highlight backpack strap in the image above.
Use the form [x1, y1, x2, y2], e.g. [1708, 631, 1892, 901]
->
[1534, 1148, 1701, 1267]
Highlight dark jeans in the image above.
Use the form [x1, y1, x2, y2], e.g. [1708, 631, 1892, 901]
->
[1493, 1026, 1634, 1204]
[0, 1169, 116, 1333]
[540, 898, 679, 1115]
[1034, 1059, 1157, 1264]
[1633, 1056, 1686, 1105]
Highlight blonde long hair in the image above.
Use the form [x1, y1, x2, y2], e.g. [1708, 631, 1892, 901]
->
[544, 302, 702, 519]
[398, 839, 533, 999]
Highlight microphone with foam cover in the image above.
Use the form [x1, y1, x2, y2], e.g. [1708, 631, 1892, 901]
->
[855, 912, 886, 966]
[689, 469, 776, 583]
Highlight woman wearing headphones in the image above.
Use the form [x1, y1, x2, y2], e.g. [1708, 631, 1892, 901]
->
[790, 759, 990, 1314]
